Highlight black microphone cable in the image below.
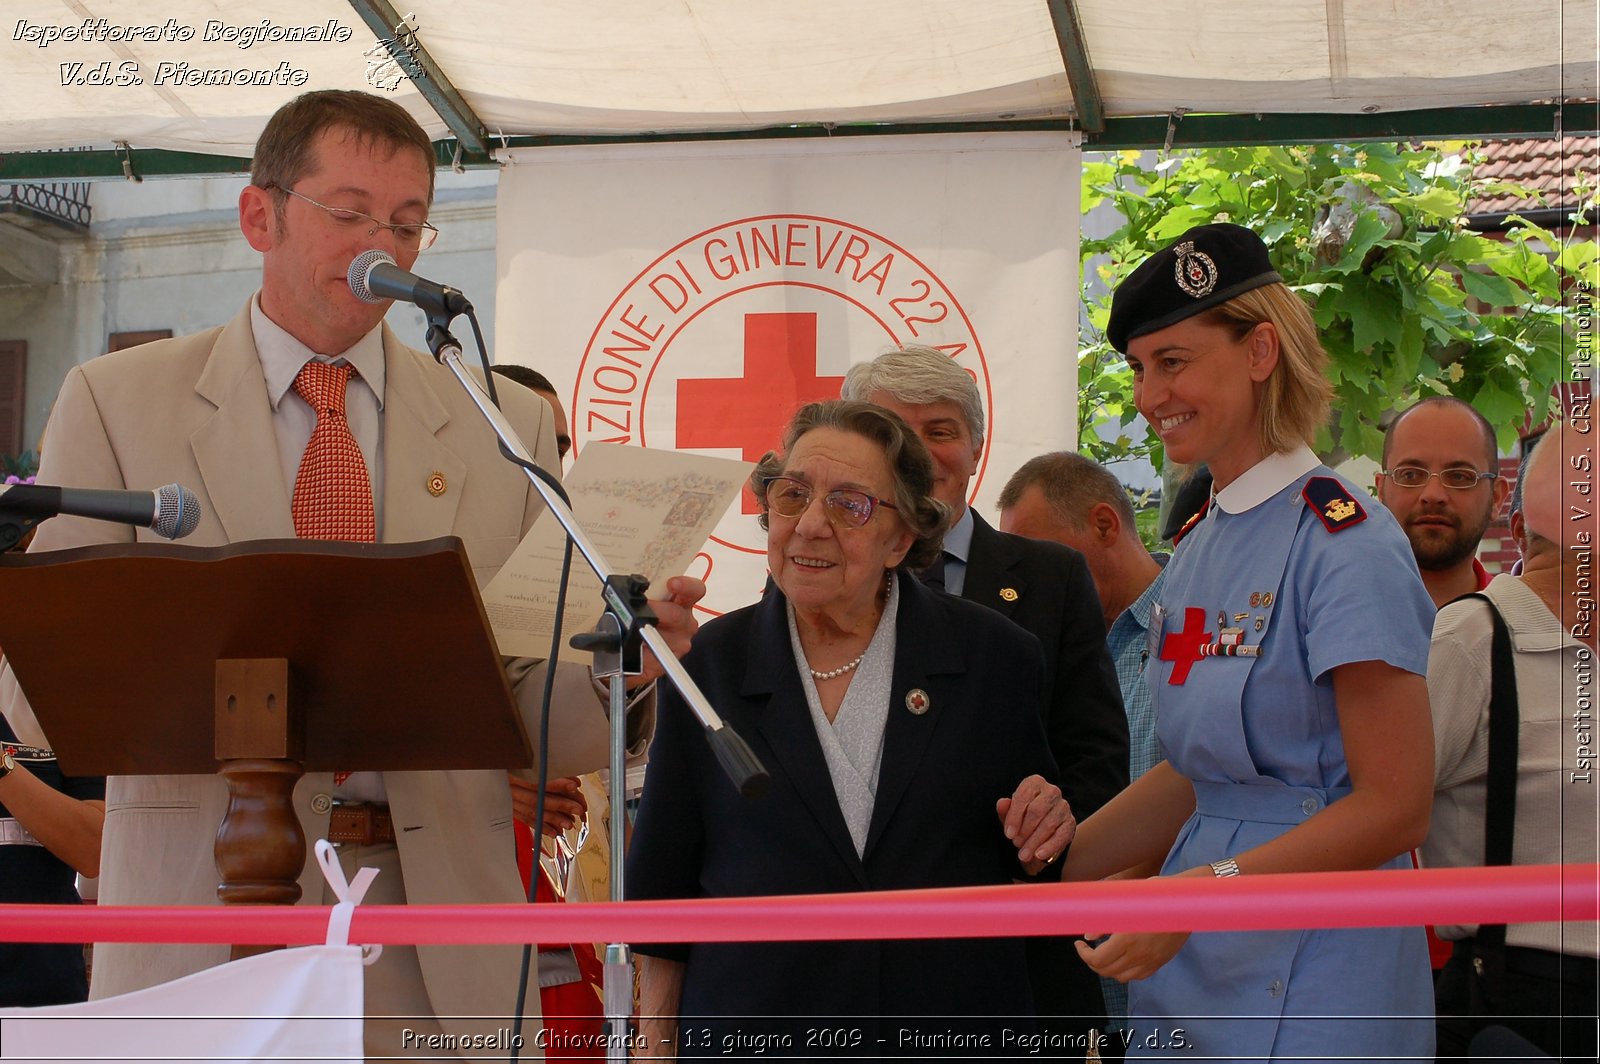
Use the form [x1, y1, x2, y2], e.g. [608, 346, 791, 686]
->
[456, 302, 581, 1063]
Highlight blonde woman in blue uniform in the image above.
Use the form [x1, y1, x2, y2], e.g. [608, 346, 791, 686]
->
[1063, 223, 1435, 1060]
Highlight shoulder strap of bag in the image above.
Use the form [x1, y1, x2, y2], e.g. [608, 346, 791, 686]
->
[1460, 592, 1519, 974]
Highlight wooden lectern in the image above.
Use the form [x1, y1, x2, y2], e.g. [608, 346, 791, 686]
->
[0, 537, 532, 953]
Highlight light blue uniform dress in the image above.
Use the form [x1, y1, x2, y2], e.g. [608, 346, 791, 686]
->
[1127, 447, 1435, 1061]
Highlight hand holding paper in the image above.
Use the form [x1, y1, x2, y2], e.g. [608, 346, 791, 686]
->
[482, 443, 751, 661]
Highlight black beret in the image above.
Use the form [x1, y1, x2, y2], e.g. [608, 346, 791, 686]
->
[1107, 222, 1283, 352]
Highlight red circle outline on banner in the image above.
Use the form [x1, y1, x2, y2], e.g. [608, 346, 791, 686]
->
[573, 214, 992, 559]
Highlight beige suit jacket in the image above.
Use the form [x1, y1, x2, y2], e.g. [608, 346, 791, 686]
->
[0, 299, 646, 1046]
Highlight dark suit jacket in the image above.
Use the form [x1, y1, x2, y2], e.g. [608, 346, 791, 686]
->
[961, 510, 1128, 1030]
[962, 511, 1129, 817]
[628, 571, 1058, 1049]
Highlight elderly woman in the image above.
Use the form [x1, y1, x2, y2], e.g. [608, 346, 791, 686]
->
[1062, 223, 1436, 1059]
[627, 399, 1074, 1058]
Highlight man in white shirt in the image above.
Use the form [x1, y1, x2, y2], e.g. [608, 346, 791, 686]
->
[1423, 420, 1597, 1060]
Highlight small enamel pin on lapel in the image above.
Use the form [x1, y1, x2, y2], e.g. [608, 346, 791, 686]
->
[426, 472, 447, 497]
[905, 689, 930, 715]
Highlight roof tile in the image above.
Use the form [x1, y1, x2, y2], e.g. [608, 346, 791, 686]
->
[1465, 135, 1599, 216]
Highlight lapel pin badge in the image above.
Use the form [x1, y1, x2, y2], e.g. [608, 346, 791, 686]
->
[999, 587, 1018, 602]
[905, 689, 930, 715]
[426, 472, 447, 497]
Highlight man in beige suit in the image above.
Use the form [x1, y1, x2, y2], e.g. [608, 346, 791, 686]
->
[0, 90, 701, 1058]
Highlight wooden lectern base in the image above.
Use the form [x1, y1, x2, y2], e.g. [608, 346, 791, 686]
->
[217, 757, 306, 961]
[215, 659, 305, 960]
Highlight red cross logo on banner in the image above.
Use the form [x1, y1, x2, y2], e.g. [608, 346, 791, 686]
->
[573, 214, 991, 620]
[1160, 607, 1213, 685]
[676, 312, 845, 512]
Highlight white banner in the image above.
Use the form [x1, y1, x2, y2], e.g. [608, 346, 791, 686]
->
[0, 945, 362, 1062]
[496, 133, 1081, 617]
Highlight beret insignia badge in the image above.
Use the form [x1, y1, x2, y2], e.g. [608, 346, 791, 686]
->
[1174, 240, 1219, 298]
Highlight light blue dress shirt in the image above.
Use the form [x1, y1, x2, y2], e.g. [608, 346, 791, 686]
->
[939, 504, 975, 596]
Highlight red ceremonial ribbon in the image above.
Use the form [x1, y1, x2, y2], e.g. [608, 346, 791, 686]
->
[0, 864, 1593, 946]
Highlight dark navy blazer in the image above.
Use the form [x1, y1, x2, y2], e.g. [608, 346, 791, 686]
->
[962, 511, 1129, 818]
[628, 570, 1059, 1050]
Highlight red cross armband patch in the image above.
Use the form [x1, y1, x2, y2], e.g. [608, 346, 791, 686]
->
[1302, 476, 1367, 533]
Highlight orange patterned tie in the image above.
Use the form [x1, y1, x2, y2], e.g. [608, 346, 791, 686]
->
[292, 361, 373, 790]
[291, 361, 376, 544]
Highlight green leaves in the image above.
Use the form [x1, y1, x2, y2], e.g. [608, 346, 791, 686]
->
[1393, 186, 1463, 219]
[1458, 269, 1526, 310]
[1332, 275, 1401, 352]
[1471, 378, 1527, 434]
[1147, 204, 1217, 240]
[0, 451, 38, 480]
[1329, 212, 1393, 274]
[1077, 140, 1595, 470]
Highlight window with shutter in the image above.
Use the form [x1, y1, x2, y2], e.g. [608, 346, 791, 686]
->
[0, 341, 26, 456]
[107, 330, 172, 352]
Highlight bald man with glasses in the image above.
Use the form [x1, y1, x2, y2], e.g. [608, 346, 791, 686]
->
[1376, 397, 1511, 609]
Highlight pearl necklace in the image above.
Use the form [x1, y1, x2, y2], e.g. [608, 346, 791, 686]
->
[805, 571, 890, 681]
[809, 652, 866, 681]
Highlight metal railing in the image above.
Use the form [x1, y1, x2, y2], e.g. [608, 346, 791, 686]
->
[0, 178, 91, 230]
[0, 148, 93, 230]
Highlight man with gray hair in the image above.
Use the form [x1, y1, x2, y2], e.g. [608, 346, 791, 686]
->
[844, 345, 1128, 1039]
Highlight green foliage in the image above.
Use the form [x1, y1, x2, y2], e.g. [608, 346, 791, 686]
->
[1, 451, 38, 481]
[1133, 503, 1166, 555]
[1078, 143, 1598, 466]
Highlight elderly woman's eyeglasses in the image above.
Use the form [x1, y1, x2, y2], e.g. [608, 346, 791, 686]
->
[268, 185, 440, 250]
[1379, 466, 1498, 490]
[761, 475, 898, 529]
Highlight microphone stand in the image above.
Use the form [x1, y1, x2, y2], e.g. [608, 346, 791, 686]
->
[0, 509, 40, 553]
[419, 312, 769, 1064]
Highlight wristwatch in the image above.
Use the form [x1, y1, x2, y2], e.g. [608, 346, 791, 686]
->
[0, 745, 16, 780]
[1210, 857, 1242, 877]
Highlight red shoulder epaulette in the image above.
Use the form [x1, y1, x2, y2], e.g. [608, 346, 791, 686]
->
[1301, 476, 1367, 533]
[1170, 497, 1210, 547]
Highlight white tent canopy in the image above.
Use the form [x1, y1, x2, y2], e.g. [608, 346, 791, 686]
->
[2, 0, 1594, 156]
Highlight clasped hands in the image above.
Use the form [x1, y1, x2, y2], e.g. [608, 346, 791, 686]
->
[996, 775, 1075, 876]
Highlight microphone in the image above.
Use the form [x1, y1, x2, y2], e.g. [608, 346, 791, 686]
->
[0, 483, 201, 540]
[347, 250, 473, 317]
